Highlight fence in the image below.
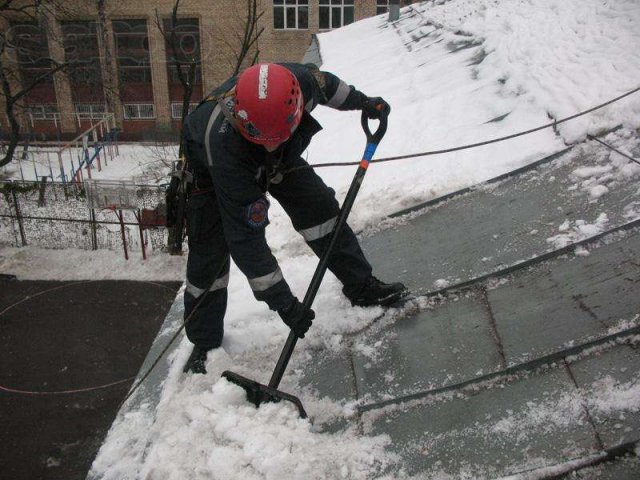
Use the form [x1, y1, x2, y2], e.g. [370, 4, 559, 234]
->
[0, 179, 171, 258]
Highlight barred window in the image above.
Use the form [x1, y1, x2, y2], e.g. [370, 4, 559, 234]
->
[274, 0, 309, 30]
[75, 104, 107, 119]
[123, 103, 155, 120]
[28, 105, 59, 120]
[171, 102, 198, 119]
[319, 0, 354, 30]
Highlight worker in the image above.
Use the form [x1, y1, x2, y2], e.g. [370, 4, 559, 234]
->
[181, 63, 407, 374]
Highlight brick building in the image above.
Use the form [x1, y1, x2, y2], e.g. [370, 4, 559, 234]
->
[1, 1, 411, 140]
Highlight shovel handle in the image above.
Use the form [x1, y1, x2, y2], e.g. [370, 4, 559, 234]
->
[269, 111, 388, 390]
[361, 109, 388, 145]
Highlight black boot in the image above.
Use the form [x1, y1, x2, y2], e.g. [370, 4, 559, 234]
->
[183, 346, 209, 374]
[348, 276, 408, 307]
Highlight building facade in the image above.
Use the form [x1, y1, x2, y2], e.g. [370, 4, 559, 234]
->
[1, 1, 412, 140]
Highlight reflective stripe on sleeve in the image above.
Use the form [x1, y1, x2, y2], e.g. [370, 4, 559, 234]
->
[185, 273, 230, 298]
[298, 216, 337, 242]
[248, 268, 284, 292]
[326, 80, 351, 108]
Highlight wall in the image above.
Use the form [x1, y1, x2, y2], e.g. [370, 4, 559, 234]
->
[2, 0, 393, 141]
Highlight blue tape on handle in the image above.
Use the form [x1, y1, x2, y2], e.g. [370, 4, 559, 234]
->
[363, 143, 378, 162]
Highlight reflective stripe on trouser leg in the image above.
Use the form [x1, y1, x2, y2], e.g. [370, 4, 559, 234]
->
[184, 252, 230, 350]
[297, 216, 337, 242]
[268, 156, 372, 297]
[185, 273, 230, 299]
[248, 267, 284, 292]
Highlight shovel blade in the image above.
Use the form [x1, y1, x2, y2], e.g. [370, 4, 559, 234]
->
[222, 370, 307, 419]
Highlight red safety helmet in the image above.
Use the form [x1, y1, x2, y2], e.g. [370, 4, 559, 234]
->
[234, 63, 303, 148]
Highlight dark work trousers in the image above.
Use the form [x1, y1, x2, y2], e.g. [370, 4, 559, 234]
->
[183, 156, 372, 350]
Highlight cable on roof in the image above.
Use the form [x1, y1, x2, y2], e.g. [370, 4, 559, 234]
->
[587, 134, 640, 166]
[283, 85, 640, 174]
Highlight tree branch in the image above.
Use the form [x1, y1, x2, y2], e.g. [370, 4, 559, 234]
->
[12, 60, 67, 103]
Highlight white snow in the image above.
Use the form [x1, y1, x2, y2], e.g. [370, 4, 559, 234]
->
[1, 143, 175, 185]
[0, 246, 185, 281]
[93, 348, 397, 480]
[3, 0, 640, 478]
[546, 213, 610, 249]
[433, 278, 451, 289]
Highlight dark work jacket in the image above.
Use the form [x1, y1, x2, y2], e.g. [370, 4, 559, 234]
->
[182, 63, 368, 311]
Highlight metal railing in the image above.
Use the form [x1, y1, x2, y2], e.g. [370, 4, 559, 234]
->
[0, 179, 170, 258]
[54, 114, 119, 184]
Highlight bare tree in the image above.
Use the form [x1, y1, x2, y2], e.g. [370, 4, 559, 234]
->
[156, 0, 200, 157]
[96, 0, 117, 117]
[226, 0, 265, 77]
[158, 0, 264, 255]
[0, 0, 70, 168]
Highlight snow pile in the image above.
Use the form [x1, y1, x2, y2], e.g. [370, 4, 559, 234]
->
[309, 0, 640, 232]
[546, 213, 609, 249]
[568, 130, 640, 201]
[92, 347, 397, 480]
[624, 201, 640, 221]
[589, 375, 640, 416]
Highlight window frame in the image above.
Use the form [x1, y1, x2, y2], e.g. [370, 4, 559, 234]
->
[171, 102, 199, 119]
[28, 104, 59, 121]
[318, 0, 354, 30]
[75, 103, 107, 119]
[113, 19, 152, 86]
[10, 22, 55, 86]
[273, 0, 309, 31]
[162, 17, 203, 86]
[123, 103, 155, 120]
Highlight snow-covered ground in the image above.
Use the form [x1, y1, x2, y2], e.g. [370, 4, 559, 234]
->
[3, 0, 640, 478]
[1, 142, 176, 185]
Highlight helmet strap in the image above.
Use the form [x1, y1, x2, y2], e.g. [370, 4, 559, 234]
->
[216, 89, 240, 131]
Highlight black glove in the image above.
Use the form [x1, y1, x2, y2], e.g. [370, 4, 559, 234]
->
[278, 299, 315, 339]
[363, 96, 391, 119]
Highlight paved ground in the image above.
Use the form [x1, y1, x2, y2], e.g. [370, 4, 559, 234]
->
[0, 279, 181, 480]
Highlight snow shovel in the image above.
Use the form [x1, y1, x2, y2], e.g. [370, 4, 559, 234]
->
[222, 109, 389, 419]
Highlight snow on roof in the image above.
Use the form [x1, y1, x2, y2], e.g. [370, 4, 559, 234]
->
[54, 1, 640, 478]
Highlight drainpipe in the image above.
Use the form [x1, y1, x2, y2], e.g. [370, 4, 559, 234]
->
[389, 0, 400, 22]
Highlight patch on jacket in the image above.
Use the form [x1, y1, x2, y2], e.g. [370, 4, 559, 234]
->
[246, 197, 270, 228]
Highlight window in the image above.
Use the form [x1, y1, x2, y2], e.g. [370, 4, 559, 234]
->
[123, 103, 155, 119]
[61, 21, 102, 87]
[162, 18, 202, 86]
[75, 104, 107, 119]
[273, 0, 309, 30]
[171, 102, 199, 119]
[28, 105, 59, 121]
[376, 1, 389, 15]
[319, 0, 354, 30]
[113, 19, 152, 85]
[10, 22, 54, 85]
